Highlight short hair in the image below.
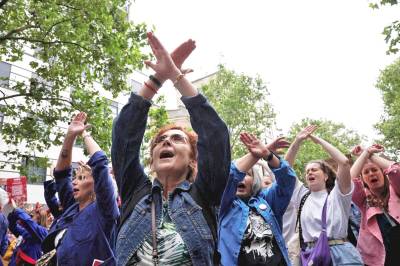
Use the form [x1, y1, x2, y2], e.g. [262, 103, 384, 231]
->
[150, 124, 198, 180]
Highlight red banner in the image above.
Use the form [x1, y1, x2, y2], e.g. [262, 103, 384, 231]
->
[1, 176, 28, 205]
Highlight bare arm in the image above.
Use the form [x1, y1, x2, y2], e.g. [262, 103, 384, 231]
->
[236, 132, 279, 172]
[309, 135, 352, 194]
[55, 112, 90, 171]
[285, 125, 317, 167]
[82, 130, 101, 156]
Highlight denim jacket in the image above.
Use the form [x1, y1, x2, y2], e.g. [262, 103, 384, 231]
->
[8, 208, 48, 266]
[111, 93, 230, 266]
[218, 160, 296, 266]
[41, 151, 119, 266]
[43, 180, 62, 219]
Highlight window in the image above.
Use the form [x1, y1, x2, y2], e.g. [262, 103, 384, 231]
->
[109, 100, 119, 118]
[0, 62, 11, 88]
[21, 156, 47, 184]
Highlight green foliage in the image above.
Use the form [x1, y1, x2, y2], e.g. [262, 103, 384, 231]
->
[374, 58, 400, 158]
[19, 156, 50, 184]
[287, 118, 365, 179]
[0, 0, 149, 164]
[200, 65, 276, 159]
[369, 0, 400, 54]
[140, 96, 169, 167]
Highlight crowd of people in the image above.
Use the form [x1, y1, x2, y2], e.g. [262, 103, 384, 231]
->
[0, 32, 398, 266]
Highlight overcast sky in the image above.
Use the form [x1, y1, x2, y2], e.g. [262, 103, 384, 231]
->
[130, 0, 400, 142]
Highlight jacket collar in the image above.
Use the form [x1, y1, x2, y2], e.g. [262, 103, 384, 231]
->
[151, 178, 191, 196]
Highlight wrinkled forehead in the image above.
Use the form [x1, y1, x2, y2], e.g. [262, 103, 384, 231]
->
[161, 129, 188, 138]
[306, 162, 321, 171]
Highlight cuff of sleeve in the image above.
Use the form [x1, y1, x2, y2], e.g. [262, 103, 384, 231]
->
[53, 168, 72, 179]
[230, 162, 246, 182]
[181, 93, 206, 108]
[87, 150, 108, 167]
[335, 179, 355, 197]
[130, 93, 153, 108]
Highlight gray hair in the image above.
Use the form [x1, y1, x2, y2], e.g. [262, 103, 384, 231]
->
[249, 161, 275, 196]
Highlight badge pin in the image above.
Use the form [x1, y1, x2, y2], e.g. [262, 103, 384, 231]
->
[259, 204, 267, 210]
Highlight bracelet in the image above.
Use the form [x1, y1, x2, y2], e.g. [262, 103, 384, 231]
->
[265, 150, 274, 161]
[173, 73, 185, 86]
[144, 81, 158, 94]
[149, 75, 162, 88]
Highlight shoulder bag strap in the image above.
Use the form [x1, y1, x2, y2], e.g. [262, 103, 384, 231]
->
[151, 200, 159, 266]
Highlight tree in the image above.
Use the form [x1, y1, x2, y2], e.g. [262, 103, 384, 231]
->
[286, 118, 365, 178]
[374, 58, 400, 158]
[140, 96, 169, 168]
[200, 65, 276, 158]
[369, 0, 400, 54]
[0, 0, 149, 165]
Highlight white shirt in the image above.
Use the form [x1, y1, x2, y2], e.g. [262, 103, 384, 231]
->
[282, 179, 309, 266]
[300, 180, 354, 243]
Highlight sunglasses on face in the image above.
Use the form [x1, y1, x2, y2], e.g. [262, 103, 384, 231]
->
[154, 133, 188, 145]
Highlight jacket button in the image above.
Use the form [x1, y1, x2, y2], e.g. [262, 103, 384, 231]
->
[141, 210, 146, 215]
[182, 225, 187, 231]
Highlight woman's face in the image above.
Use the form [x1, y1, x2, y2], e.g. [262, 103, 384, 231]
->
[261, 174, 273, 188]
[151, 129, 194, 178]
[72, 168, 94, 203]
[361, 162, 385, 192]
[236, 174, 254, 199]
[305, 162, 327, 192]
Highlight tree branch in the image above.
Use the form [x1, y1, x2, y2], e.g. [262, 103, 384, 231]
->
[1, 37, 90, 51]
[0, 0, 9, 9]
[0, 24, 37, 43]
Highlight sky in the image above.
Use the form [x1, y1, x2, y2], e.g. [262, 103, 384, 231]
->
[130, 0, 400, 142]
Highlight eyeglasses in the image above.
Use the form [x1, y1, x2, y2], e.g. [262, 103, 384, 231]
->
[154, 133, 188, 145]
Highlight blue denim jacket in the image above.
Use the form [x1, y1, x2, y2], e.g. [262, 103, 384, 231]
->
[43, 180, 62, 219]
[218, 160, 296, 266]
[8, 208, 48, 265]
[111, 93, 230, 266]
[42, 151, 119, 266]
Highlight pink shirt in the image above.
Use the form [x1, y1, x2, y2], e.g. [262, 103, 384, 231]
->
[352, 163, 400, 266]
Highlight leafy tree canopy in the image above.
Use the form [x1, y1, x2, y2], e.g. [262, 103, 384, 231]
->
[200, 65, 276, 158]
[369, 0, 400, 54]
[0, 0, 149, 165]
[286, 118, 365, 178]
[374, 58, 400, 158]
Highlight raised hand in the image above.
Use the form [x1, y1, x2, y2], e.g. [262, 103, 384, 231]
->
[171, 39, 196, 75]
[351, 145, 363, 157]
[240, 132, 268, 159]
[67, 112, 90, 137]
[144, 32, 181, 81]
[266, 136, 290, 154]
[296, 125, 318, 142]
[367, 144, 384, 155]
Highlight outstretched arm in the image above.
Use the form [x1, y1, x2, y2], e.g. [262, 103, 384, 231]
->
[285, 125, 317, 167]
[309, 135, 352, 194]
[55, 112, 91, 210]
[139, 33, 196, 99]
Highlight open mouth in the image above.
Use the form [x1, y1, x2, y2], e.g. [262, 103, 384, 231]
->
[308, 176, 316, 182]
[160, 150, 174, 159]
[237, 183, 246, 189]
[370, 177, 379, 184]
[73, 188, 79, 194]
